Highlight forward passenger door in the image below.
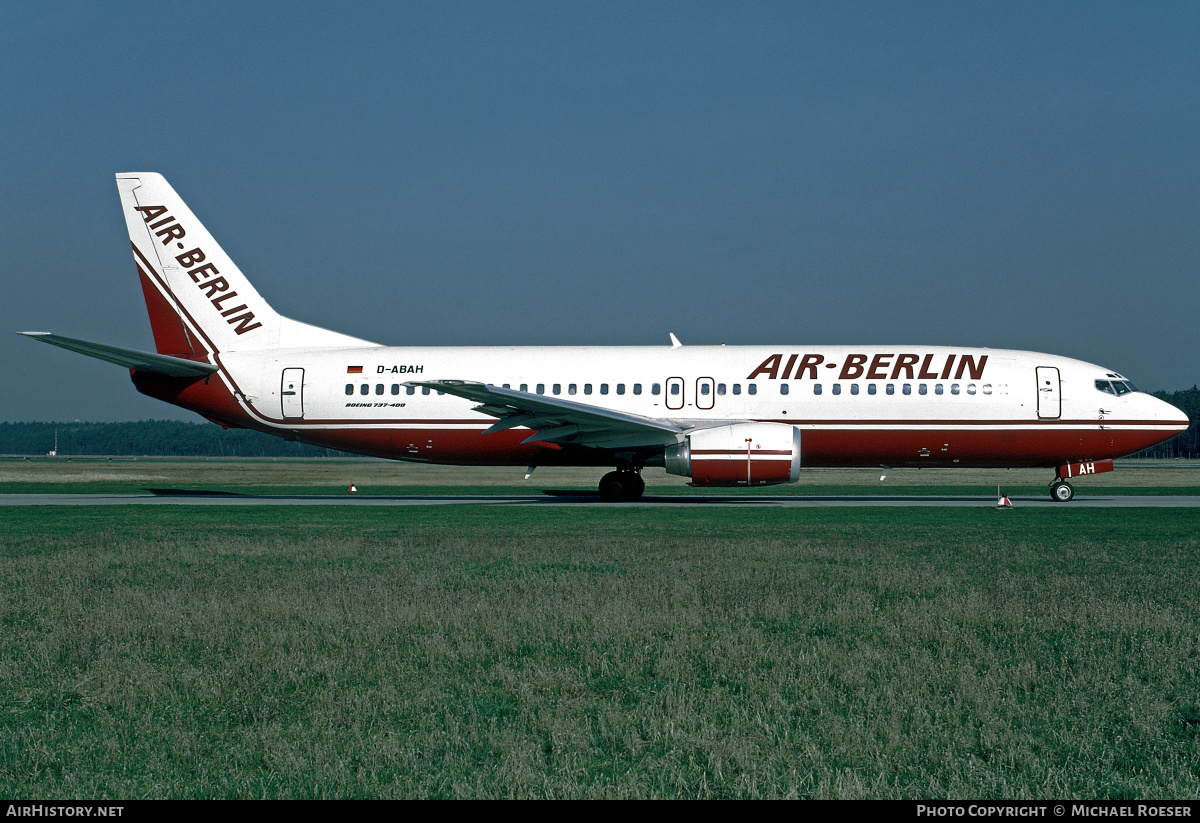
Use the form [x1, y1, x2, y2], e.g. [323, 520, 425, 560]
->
[1036, 367, 1060, 419]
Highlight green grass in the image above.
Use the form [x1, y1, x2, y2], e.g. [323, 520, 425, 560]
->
[2, 506, 1199, 798]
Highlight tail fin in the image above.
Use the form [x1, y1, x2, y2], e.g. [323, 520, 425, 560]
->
[116, 173, 374, 355]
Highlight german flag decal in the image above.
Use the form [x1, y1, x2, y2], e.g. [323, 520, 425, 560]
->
[347, 366, 363, 374]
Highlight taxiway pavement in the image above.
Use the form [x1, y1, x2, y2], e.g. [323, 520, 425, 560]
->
[4, 493, 1200, 507]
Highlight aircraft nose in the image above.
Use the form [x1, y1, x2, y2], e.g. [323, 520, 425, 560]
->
[1157, 397, 1190, 429]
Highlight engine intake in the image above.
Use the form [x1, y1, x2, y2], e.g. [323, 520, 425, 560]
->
[664, 422, 802, 487]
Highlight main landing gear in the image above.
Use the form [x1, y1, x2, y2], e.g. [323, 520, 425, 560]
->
[598, 469, 645, 502]
[1050, 480, 1074, 502]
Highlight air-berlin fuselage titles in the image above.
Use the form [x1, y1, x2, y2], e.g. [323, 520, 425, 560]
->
[20, 173, 1189, 502]
[747, 352, 987, 382]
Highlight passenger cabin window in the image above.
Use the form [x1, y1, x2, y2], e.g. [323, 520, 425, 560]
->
[568, 384, 577, 395]
[633, 384, 642, 395]
[886, 384, 895, 395]
[584, 384, 592, 395]
[536, 384, 545, 394]
[868, 384, 877, 395]
[850, 384, 859, 395]
[732, 384, 741, 395]
[748, 384, 757, 395]
[616, 384, 625, 395]
[375, 384, 384, 395]
[651, 384, 660, 395]
[918, 384, 927, 395]
[600, 384, 608, 395]
[360, 384, 370, 396]
[407, 386, 415, 395]
[832, 384, 841, 395]
[345, 384, 354, 395]
[779, 384, 788, 395]
[553, 384, 561, 395]
[391, 384, 400, 395]
[520, 383, 528, 392]
[951, 384, 960, 395]
[717, 384, 726, 395]
[813, 384, 822, 395]
[902, 384, 911, 395]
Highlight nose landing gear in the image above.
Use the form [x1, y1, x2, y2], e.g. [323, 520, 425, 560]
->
[1049, 460, 1112, 502]
[1050, 480, 1074, 502]
[598, 469, 645, 502]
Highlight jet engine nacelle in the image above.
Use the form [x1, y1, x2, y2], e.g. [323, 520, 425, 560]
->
[664, 422, 802, 487]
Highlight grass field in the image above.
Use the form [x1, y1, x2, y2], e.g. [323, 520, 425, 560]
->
[3, 501, 1199, 798]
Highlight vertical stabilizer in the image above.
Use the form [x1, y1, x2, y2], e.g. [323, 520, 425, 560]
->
[116, 173, 374, 354]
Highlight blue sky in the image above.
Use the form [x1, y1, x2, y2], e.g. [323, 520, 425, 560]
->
[2, 1, 1197, 421]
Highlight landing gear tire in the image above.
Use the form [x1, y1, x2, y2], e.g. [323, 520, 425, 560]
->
[627, 472, 645, 501]
[1050, 481, 1074, 502]
[599, 470, 645, 502]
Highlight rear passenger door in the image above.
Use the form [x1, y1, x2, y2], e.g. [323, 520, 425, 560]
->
[281, 368, 304, 419]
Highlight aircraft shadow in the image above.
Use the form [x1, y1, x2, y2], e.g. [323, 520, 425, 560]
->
[144, 488, 250, 497]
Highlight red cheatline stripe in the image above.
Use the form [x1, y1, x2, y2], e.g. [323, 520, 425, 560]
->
[692, 449, 792, 456]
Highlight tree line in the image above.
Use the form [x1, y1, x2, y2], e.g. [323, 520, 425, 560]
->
[0, 389, 1195, 458]
[1131, 387, 1200, 459]
[0, 421, 350, 457]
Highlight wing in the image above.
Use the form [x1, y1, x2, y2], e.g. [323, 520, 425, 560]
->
[405, 380, 685, 449]
[18, 332, 219, 378]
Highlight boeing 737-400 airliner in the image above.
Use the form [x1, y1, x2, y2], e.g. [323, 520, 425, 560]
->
[20, 174, 1190, 501]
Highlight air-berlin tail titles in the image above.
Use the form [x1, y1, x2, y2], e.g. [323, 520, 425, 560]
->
[747, 353, 988, 381]
[133, 205, 262, 335]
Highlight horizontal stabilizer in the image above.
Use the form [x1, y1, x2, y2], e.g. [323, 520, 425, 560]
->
[18, 332, 219, 378]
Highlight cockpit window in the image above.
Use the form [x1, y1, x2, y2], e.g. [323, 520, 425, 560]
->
[1096, 379, 1138, 396]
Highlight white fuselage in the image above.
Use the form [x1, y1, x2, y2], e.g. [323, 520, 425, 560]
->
[186, 343, 1185, 469]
